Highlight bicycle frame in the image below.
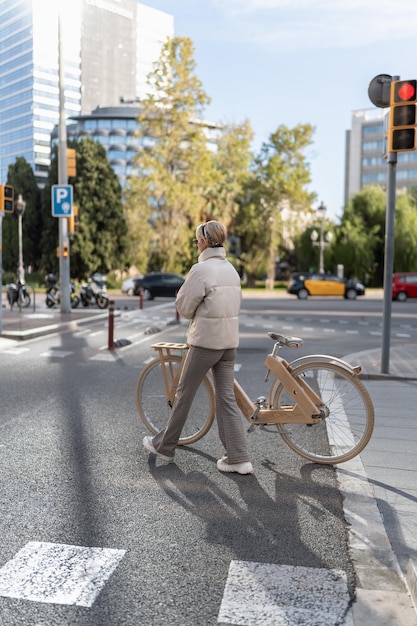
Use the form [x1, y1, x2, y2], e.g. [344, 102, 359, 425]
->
[150, 342, 325, 426]
[151, 342, 188, 406]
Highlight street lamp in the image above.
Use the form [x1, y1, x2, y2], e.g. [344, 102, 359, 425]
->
[311, 202, 333, 274]
[15, 194, 26, 284]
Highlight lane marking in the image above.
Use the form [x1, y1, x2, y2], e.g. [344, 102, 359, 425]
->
[0, 542, 125, 607]
[40, 349, 73, 358]
[0, 347, 30, 355]
[89, 351, 121, 361]
[218, 561, 350, 625]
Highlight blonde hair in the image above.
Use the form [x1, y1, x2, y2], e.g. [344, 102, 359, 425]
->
[196, 221, 227, 247]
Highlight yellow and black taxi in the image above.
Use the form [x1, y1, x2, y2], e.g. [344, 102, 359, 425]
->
[287, 272, 365, 300]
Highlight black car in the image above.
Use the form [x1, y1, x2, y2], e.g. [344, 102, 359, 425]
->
[287, 272, 365, 300]
[133, 272, 185, 300]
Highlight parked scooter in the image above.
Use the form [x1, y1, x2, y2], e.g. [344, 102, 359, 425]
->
[6, 280, 31, 309]
[80, 273, 109, 309]
[45, 273, 80, 309]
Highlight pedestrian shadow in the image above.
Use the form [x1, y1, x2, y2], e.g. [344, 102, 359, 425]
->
[147, 453, 356, 595]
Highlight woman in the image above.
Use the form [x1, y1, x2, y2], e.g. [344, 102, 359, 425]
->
[143, 220, 253, 474]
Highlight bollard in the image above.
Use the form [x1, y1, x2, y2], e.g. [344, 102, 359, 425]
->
[108, 299, 115, 349]
[139, 287, 144, 310]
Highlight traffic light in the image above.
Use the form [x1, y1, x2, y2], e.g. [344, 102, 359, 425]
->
[56, 243, 70, 257]
[388, 79, 417, 152]
[0, 184, 14, 213]
[67, 148, 76, 177]
[67, 205, 79, 236]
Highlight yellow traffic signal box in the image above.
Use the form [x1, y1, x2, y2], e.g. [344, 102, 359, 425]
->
[67, 148, 77, 177]
[0, 184, 14, 213]
[388, 79, 417, 152]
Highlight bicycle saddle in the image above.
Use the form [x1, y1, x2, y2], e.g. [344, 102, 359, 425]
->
[267, 332, 303, 349]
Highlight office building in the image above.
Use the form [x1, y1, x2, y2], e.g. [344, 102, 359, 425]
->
[0, 0, 174, 186]
[345, 108, 417, 205]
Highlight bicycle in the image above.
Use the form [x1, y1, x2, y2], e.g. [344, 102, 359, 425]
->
[135, 332, 375, 465]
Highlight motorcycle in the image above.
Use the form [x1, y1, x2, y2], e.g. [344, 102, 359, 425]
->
[45, 273, 80, 309]
[80, 273, 109, 309]
[6, 280, 31, 309]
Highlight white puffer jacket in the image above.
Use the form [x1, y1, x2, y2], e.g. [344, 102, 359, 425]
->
[176, 247, 242, 349]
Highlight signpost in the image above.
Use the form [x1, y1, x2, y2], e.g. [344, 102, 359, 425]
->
[52, 185, 73, 217]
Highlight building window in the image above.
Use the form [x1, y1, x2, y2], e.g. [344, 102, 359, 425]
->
[362, 124, 383, 136]
[363, 141, 384, 152]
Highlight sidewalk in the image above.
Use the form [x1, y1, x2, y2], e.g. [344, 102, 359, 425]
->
[341, 344, 417, 625]
[0, 302, 112, 340]
[1, 303, 417, 624]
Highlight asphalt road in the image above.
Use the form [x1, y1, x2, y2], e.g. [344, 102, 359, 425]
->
[0, 294, 416, 625]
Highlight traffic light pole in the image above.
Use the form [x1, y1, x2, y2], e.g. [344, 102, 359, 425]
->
[0, 213, 3, 334]
[57, 11, 71, 314]
[381, 151, 397, 374]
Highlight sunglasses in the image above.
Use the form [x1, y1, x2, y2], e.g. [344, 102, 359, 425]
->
[193, 223, 207, 244]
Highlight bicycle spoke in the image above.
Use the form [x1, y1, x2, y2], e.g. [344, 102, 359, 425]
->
[274, 363, 374, 464]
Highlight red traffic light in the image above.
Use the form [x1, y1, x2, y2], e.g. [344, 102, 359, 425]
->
[393, 80, 417, 103]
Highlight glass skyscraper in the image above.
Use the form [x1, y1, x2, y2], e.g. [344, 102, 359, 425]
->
[0, 0, 174, 186]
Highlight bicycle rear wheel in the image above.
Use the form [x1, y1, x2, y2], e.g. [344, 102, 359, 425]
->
[135, 356, 215, 445]
[272, 362, 374, 464]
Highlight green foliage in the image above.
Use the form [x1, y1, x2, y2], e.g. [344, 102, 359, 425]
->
[394, 193, 417, 270]
[126, 37, 215, 274]
[3, 157, 42, 274]
[335, 186, 386, 283]
[235, 124, 316, 286]
[205, 119, 254, 223]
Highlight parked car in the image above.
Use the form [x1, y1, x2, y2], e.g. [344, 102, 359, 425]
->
[392, 272, 417, 301]
[287, 272, 366, 300]
[122, 275, 143, 296]
[133, 272, 185, 300]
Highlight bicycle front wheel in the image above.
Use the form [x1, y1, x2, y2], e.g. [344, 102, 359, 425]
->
[272, 362, 374, 464]
[135, 356, 215, 445]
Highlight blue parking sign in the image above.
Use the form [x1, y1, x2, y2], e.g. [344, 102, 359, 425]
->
[52, 185, 73, 217]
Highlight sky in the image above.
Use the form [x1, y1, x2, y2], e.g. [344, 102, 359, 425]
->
[141, 0, 417, 223]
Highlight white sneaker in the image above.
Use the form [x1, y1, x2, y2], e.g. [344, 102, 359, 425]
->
[217, 458, 253, 474]
[143, 436, 174, 463]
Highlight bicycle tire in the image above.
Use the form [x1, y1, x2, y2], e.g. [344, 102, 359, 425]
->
[272, 361, 374, 464]
[135, 355, 215, 445]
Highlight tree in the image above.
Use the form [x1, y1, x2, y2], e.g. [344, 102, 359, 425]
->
[125, 37, 217, 274]
[394, 192, 417, 271]
[205, 119, 254, 222]
[204, 120, 254, 275]
[336, 186, 386, 284]
[236, 124, 316, 287]
[41, 138, 129, 278]
[3, 157, 42, 274]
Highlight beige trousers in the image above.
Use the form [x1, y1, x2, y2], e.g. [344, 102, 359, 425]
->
[152, 345, 250, 464]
